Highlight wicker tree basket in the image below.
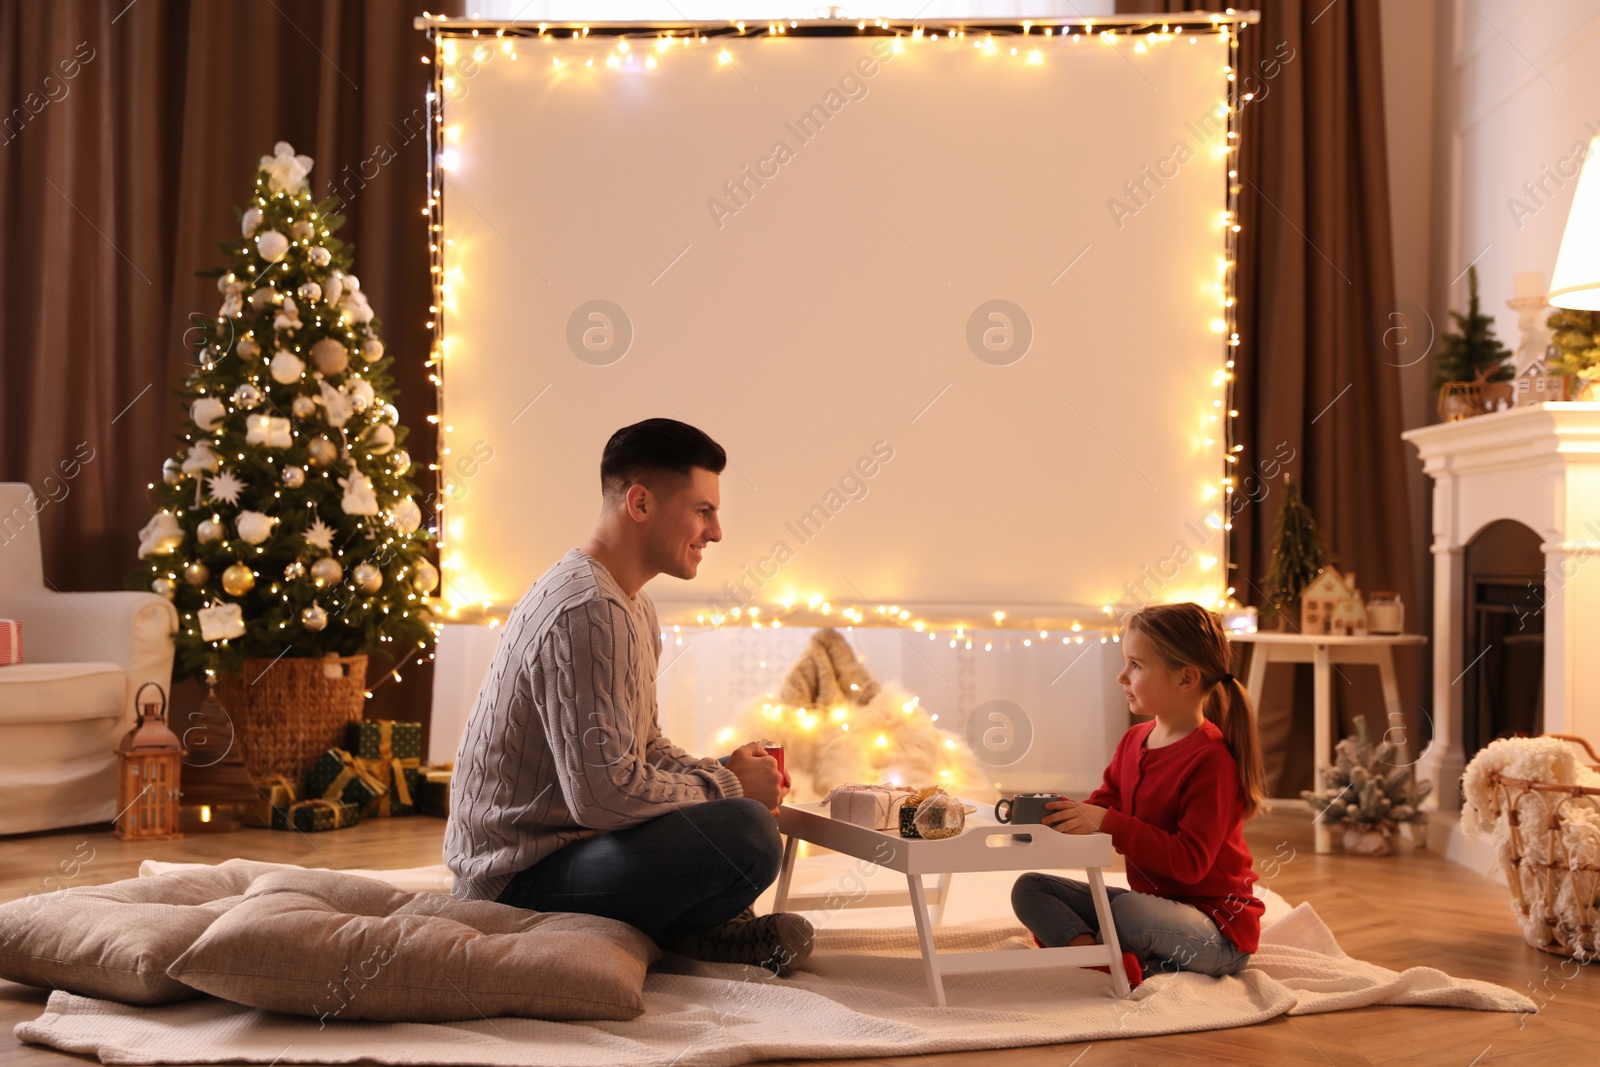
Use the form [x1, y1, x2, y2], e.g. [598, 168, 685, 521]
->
[1486, 733, 1600, 960]
[214, 654, 367, 781]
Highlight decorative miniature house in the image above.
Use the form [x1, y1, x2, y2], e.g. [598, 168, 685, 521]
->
[1301, 566, 1368, 636]
[1513, 351, 1565, 407]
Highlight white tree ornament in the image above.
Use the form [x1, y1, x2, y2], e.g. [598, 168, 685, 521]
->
[241, 206, 262, 237]
[245, 414, 293, 449]
[318, 380, 353, 428]
[198, 601, 246, 642]
[259, 141, 314, 195]
[182, 440, 221, 474]
[137, 512, 184, 558]
[339, 469, 379, 516]
[273, 294, 302, 333]
[257, 229, 289, 261]
[236, 510, 276, 545]
[303, 517, 335, 552]
[190, 397, 227, 431]
[269, 350, 305, 384]
[206, 469, 245, 506]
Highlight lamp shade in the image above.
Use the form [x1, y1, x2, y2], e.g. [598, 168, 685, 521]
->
[1549, 134, 1600, 309]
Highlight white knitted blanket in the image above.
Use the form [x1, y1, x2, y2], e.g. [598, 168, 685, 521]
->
[13, 863, 1535, 1066]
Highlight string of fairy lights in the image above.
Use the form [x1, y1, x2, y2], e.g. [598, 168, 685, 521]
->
[416, 11, 1253, 649]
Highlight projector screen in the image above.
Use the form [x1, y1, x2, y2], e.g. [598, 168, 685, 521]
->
[435, 26, 1233, 623]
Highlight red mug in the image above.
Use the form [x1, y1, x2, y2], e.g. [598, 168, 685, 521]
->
[762, 740, 786, 777]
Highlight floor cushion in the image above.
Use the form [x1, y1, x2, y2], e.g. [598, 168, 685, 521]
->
[165, 868, 661, 1022]
[0, 859, 288, 1004]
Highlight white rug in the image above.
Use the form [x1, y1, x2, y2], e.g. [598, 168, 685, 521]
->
[14, 860, 1535, 1066]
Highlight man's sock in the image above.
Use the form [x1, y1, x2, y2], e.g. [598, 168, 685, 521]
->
[669, 910, 815, 977]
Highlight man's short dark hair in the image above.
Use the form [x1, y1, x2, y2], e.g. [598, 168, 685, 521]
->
[600, 418, 726, 500]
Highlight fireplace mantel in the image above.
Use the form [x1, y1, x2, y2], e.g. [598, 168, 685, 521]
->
[1403, 402, 1600, 815]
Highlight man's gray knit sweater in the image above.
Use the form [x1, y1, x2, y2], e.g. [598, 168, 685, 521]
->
[444, 548, 743, 901]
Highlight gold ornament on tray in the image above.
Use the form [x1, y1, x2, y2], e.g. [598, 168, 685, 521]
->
[221, 563, 256, 597]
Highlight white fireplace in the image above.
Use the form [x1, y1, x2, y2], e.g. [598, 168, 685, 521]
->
[1403, 403, 1600, 850]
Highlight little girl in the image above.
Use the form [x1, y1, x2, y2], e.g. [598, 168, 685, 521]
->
[1012, 602, 1265, 988]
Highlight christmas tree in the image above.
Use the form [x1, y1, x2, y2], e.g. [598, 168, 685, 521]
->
[1432, 265, 1513, 389]
[1545, 306, 1600, 385]
[1260, 473, 1328, 627]
[130, 142, 438, 682]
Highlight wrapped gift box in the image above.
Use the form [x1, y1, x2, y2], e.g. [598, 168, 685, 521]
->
[345, 720, 423, 817]
[346, 719, 422, 761]
[242, 775, 297, 828]
[827, 784, 916, 830]
[273, 798, 361, 832]
[302, 748, 387, 812]
[420, 768, 452, 818]
[0, 619, 20, 666]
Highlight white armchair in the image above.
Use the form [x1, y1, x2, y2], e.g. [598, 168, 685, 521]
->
[0, 483, 178, 835]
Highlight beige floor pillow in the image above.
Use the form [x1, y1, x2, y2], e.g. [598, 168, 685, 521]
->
[0, 859, 289, 1004]
[166, 868, 660, 1022]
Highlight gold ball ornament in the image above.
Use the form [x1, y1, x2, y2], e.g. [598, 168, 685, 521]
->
[307, 436, 338, 467]
[361, 338, 384, 363]
[309, 246, 331, 267]
[282, 465, 306, 488]
[284, 560, 306, 581]
[289, 219, 314, 241]
[310, 337, 349, 376]
[302, 603, 329, 632]
[152, 577, 177, 600]
[410, 559, 440, 594]
[291, 395, 316, 419]
[298, 281, 322, 304]
[310, 556, 343, 585]
[351, 561, 382, 594]
[232, 383, 263, 409]
[221, 563, 256, 597]
[196, 519, 224, 544]
[183, 561, 210, 586]
[391, 449, 411, 474]
[236, 337, 261, 360]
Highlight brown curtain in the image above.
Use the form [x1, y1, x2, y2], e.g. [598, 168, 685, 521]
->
[0, 0, 457, 739]
[1118, 0, 1423, 795]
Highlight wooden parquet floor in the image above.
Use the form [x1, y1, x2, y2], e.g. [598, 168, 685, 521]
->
[2, 810, 1592, 1066]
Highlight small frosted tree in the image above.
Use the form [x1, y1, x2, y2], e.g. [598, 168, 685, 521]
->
[130, 142, 438, 681]
[1260, 474, 1329, 627]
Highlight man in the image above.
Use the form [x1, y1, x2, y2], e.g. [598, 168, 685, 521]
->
[445, 418, 813, 975]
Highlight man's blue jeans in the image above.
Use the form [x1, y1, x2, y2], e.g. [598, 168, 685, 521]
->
[494, 798, 782, 940]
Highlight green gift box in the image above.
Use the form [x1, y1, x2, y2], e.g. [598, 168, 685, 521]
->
[272, 798, 361, 832]
[357, 763, 424, 817]
[302, 748, 387, 811]
[346, 720, 422, 762]
[243, 775, 297, 829]
[420, 769, 452, 819]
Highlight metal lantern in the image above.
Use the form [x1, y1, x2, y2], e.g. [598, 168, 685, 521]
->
[115, 681, 186, 842]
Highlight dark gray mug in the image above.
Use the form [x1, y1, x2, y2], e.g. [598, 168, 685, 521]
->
[994, 792, 1064, 825]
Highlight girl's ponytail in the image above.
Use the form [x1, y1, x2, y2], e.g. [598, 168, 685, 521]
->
[1208, 674, 1265, 819]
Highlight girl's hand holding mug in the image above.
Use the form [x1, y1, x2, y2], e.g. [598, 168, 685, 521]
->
[1041, 799, 1108, 835]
